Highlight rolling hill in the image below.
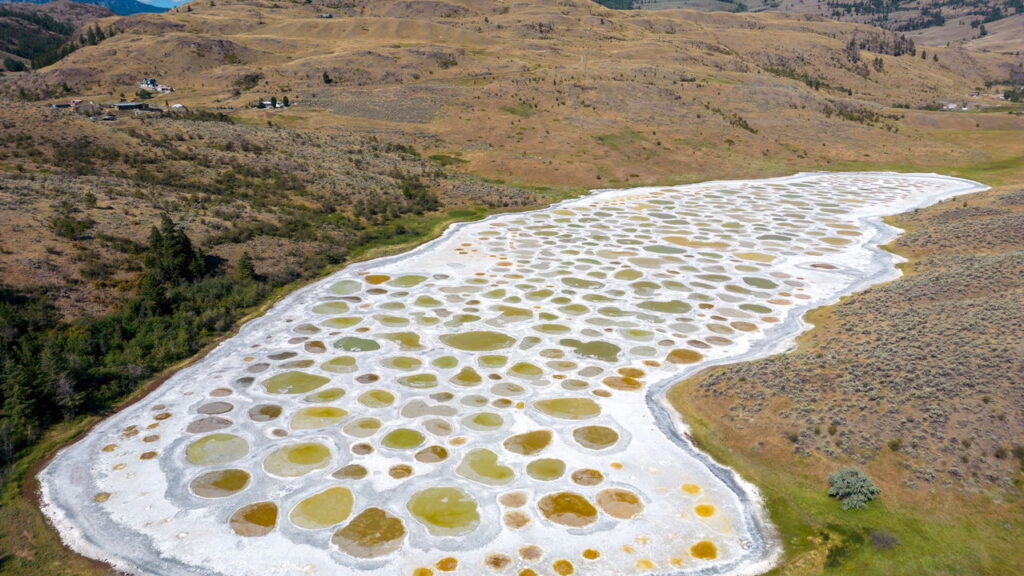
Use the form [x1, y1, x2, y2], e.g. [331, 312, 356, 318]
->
[615, 0, 1024, 51]
[0, 1, 112, 69]
[5, 0, 1021, 185]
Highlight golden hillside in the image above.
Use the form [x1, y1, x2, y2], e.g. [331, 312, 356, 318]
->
[636, 0, 1024, 53]
[7, 0, 1022, 188]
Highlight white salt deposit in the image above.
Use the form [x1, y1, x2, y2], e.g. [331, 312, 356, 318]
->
[38, 172, 986, 576]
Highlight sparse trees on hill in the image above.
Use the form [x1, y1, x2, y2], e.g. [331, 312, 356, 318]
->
[3, 58, 25, 72]
[83, 25, 107, 46]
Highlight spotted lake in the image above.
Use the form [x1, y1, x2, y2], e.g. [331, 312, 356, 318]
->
[39, 172, 985, 576]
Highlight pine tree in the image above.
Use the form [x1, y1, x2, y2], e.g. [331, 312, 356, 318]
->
[136, 272, 167, 312]
[1, 360, 37, 441]
[144, 215, 206, 286]
[237, 251, 257, 280]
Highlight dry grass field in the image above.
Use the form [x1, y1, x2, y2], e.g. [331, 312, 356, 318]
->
[0, 100, 539, 318]
[670, 165, 1024, 575]
[5, 0, 1022, 188]
[637, 0, 1024, 53]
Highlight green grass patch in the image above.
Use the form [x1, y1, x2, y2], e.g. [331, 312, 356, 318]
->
[500, 102, 535, 118]
[945, 154, 1024, 187]
[819, 154, 1024, 189]
[0, 416, 112, 575]
[428, 154, 468, 167]
[670, 390, 1024, 575]
[594, 129, 646, 150]
[807, 124, 1024, 188]
[971, 105, 1024, 114]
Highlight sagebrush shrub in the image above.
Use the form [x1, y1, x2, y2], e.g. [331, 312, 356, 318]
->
[828, 467, 880, 509]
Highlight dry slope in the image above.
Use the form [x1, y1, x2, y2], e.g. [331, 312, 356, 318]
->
[4, 0, 1022, 188]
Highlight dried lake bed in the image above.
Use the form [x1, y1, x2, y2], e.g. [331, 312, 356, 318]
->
[38, 173, 986, 576]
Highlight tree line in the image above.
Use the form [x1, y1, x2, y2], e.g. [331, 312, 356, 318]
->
[0, 217, 267, 479]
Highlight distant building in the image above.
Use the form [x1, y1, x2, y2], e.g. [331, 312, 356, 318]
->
[115, 102, 150, 111]
[320, 13, 334, 18]
[52, 100, 88, 108]
[140, 78, 174, 93]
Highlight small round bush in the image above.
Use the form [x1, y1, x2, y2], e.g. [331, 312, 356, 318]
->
[828, 467, 880, 509]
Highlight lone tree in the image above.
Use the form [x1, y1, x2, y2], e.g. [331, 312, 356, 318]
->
[828, 467, 880, 509]
[144, 215, 206, 286]
[236, 251, 257, 280]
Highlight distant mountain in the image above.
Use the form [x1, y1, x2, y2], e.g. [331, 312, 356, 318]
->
[0, 0, 166, 15]
[137, 0, 188, 8]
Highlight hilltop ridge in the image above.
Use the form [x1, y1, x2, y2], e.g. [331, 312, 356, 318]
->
[6, 0, 1021, 187]
[621, 0, 1024, 52]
